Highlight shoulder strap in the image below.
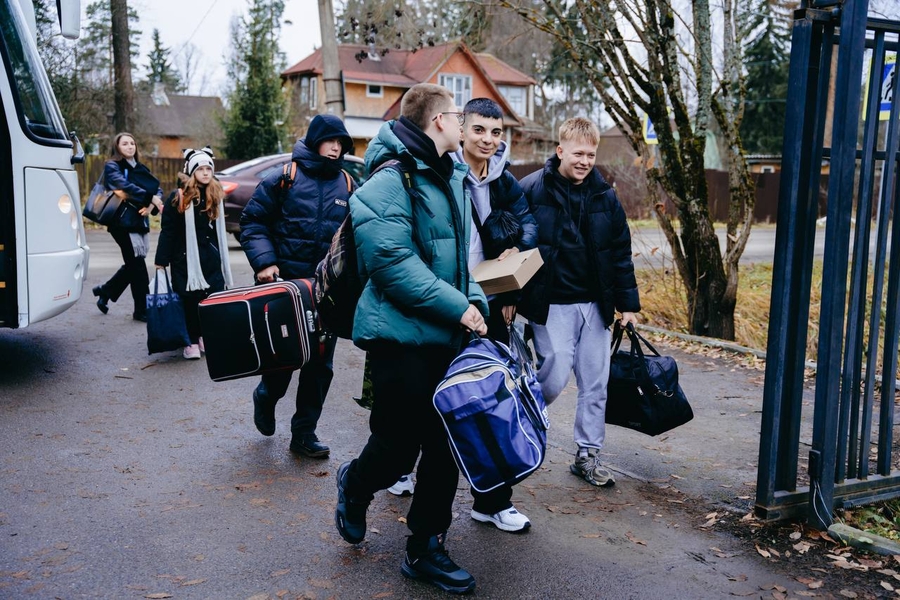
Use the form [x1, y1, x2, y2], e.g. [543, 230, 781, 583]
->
[276, 161, 298, 205]
[342, 169, 352, 193]
[369, 159, 432, 217]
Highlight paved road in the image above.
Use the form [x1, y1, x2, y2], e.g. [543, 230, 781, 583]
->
[0, 230, 818, 599]
[629, 225, 827, 269]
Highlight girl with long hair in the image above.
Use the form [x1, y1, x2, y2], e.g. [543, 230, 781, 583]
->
[92, 132, 164, 321]
[154, 147, 233, 360]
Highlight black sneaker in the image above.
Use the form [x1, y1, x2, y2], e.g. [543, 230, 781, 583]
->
[335, 461, 368, 544]
[289, 433, 329, 458]
[252, 389, 276, 436]
[401, 533, 475, 594]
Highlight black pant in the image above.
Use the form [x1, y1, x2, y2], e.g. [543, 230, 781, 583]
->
[469, 298, 516, 514]
[99, 227, 149, 316]
[255, 334, 337, 436]
[345, 343, 460, 538]
[181, 290, 211, 345]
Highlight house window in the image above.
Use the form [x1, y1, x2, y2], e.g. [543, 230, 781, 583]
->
[366, 84, 383, 98]
[438, 74, 472, 107]
[299, 77, 317, 109]
[761, 166, 776, 173]
[498, 85, 526, 116]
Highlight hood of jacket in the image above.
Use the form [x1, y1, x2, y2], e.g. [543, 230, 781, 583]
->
[293, 138, 344, 179]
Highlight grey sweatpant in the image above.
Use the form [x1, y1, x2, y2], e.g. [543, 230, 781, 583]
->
[530, 302, 611, 452]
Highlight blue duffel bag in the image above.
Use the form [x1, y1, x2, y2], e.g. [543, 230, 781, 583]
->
[433, 331, 550, 493]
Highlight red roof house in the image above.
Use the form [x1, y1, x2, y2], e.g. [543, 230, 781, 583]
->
[282, 41, 548, 162]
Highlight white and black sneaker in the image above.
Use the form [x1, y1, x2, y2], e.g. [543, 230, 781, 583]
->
[471, 506, 531, 533]
[387, 473, 415, 496]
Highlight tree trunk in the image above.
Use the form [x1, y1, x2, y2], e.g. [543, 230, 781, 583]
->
[110, 0, 133, 133]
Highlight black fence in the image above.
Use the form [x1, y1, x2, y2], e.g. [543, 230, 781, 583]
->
[756, 2, 900, 528]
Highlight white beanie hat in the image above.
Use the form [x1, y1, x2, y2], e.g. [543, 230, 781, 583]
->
[183, 146, 215, 176]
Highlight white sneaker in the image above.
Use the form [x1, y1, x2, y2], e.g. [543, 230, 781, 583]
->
[198, 337, 205, 353]
[387, 473, 414, 496]
[471, 506, 531, 533]
[183, 344, 201, 360]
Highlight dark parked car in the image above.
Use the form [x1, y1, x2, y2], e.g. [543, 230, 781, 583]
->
[218, 153, 366, 239]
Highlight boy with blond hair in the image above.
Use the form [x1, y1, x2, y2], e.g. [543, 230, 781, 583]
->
[518, 117, 641, 487]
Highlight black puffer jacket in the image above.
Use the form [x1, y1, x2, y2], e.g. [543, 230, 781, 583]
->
[239, 140, 354, 279]
[518, 156, 640, 326]
[154, 187, 226, 296]
[103, 159, 161, 233]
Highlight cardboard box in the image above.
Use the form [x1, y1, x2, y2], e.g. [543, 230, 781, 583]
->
[472, 248, 544, 295]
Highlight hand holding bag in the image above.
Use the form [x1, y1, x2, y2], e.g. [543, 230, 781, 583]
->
[82, 177, 124, 226]
[606, 321, 693, 436]
[146, 268, 191, 355]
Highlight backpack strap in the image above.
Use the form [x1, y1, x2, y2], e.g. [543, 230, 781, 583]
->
[369, 159, 432, 217]
[342, 169, 352, 193]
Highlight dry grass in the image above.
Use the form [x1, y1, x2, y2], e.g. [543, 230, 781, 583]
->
[637, 261, 824, 355]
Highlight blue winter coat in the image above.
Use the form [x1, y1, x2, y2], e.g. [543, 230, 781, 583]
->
[240, 140, 353, 279]
[518, 157, 640, 326]
[350, 121, 488, 349]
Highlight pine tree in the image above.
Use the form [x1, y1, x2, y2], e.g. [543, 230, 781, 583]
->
[143, 29, 184, 94]
[222, 0, 287, 159]
[739, 0, 793, 154]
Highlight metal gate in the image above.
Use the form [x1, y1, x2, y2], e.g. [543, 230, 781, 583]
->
[755, 0, 900, 529]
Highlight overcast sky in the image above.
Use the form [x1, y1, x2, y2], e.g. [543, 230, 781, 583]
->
[124, 0, 323, 96]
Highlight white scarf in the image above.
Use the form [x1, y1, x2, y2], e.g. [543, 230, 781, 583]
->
[183, 190, 234, 292]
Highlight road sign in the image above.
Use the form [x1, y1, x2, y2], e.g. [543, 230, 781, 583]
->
[862, 52, 896, 121]
[643, 113, 658, 145]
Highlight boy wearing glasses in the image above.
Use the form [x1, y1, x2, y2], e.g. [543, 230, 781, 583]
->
[334, 83, 488, 594]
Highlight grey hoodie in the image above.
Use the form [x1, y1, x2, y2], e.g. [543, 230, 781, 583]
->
[452, 140, 511, 270]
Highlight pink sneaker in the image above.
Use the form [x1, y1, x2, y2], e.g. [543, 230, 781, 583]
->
[198, 337, 205, 353]
[183, 344, 201, 360]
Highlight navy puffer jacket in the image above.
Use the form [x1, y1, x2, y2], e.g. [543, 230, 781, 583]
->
[240, 140, 354, 279]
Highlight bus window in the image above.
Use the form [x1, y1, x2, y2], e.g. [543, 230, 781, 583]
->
[0, 0, 69, 143]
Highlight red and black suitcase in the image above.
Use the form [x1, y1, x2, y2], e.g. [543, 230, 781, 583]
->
[198, 279, 317, 382]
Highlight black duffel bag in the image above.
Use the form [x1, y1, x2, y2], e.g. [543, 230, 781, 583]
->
[606, 321, 693, 436]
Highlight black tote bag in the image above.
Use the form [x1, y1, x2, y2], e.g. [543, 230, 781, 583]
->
[146, 269, 191, 354]
[82, 178, 123, 226]
[606, 322, 693, 436]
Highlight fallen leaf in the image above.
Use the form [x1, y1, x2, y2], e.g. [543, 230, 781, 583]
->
[625, 532, 647, 546]
[581, 533, 602, 538]
[144, 594, 173, 599]
[789, 532, 802, 541]
[372, 593, 394, 598]
[881, 581, 894, 591]
[727, 574, 748, 582]
[276, 591, 289, 598]
[838, 590, 858, 598]
[756, 545, 771, 558]
[270, 569, 290, 577]
[793, 542, 812, 554]
[181, 579, 206, 587]
[309, 578, 334, 589]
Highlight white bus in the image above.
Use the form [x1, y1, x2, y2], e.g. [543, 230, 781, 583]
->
[0, 0, 88, 328]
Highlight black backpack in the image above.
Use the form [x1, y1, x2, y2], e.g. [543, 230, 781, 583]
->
[313, 159, 419, 339]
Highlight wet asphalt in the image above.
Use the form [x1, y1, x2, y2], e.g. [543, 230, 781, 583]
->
[0, 228, 811, 599]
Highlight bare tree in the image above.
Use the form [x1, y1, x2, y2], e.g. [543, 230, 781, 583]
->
[503, 0, 757, 340]
[174, 43, 211, 96]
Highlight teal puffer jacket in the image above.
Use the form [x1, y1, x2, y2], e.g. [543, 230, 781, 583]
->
[350, 121, 488, 349]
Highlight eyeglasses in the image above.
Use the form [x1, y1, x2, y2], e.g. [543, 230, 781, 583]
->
[432, 111, 465, 125]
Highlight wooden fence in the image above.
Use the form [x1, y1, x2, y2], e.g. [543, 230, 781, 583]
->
[506, 164, 818, 224]
[75, 156, 245, 201]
